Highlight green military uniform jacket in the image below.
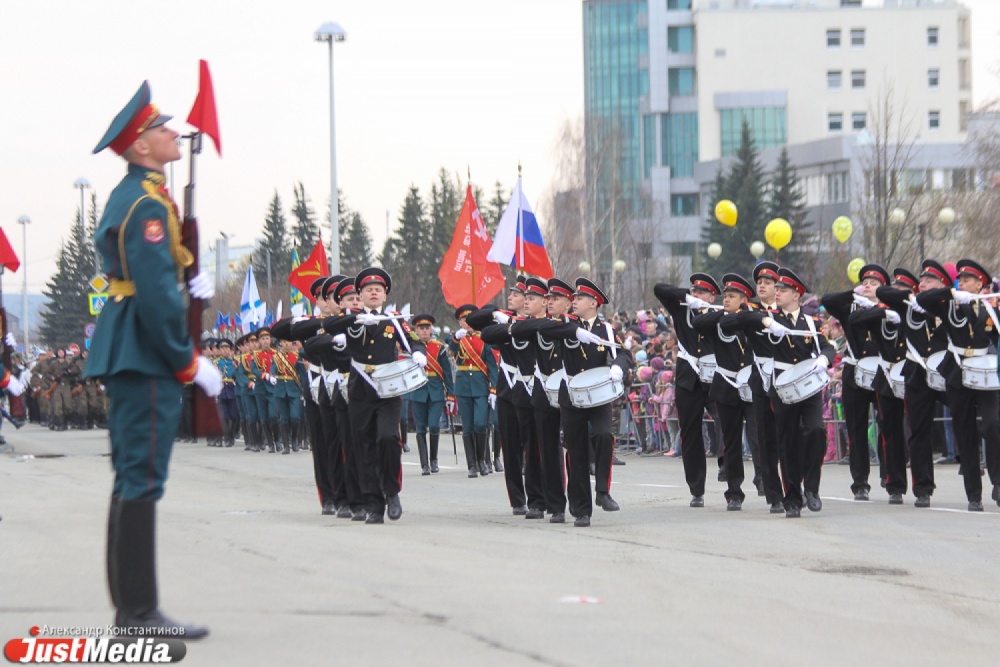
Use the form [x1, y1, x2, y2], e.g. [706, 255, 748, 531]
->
[407, 338, 453, 402]
[447, 332, 497, 398]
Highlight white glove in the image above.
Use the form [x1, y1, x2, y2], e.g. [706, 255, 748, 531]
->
[488, 393, 496, 410]
[188, 273, 215, 300]
[853, 285, 865, 295]
[454, 329, 468, 340]
[952, 289, 974, 305]
[359, 312, 379, 326]
[766, 320, 790, 338]
[268, 375, 277, 385]
[685, 294, 710, 310]
[853, 294, 876, 308]
[4, 374, 23, 397]
[884, 310, 901, 325]
[609, 365, 624, 382]
[412, 351, 427, 368]
[292, 315, 310, 323]
[910, 300, 926, 314]
[493, 311, 511, 325]
[575, 328, 603, 345]
[193, 356, 223, 397]
[812, 357, 829, 373]
[5, 332, 15, 347]
[332, 333, 347, 346]
[624, 337, 634, 350]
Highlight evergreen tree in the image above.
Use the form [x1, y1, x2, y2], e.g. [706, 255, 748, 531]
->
[380, 185, 436, 314]
[428, 169, 462, 264]
[39, 204, 98, 348]
[767, 147, 816, 283]
[254, 192, 292, 310]
[484, 180, 508, 236]
[339, 206, 373, 277]
[290, 182, 321, 251]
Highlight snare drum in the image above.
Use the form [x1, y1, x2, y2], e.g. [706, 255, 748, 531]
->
[735, 366, 753, 403]
[854, 356, 880, 390]
[757, 359, 774, 393]
[370, 359, 427, 398]
[925, 351, 947, 392]
[961, 355, 1000, 391]
[698, 354, 717, 384]
[888, 360, 906, 399]
[774, 359, 830, 404]
[567, 367, 625, 408]
[544, 369, 566, 408]
[309, 375, 322, 404]
[339, 372, 350, 402]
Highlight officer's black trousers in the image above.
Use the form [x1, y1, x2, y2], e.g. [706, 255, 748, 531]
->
[562, 402, 612, 519]
[534, 402, 567, 514]
[874, 391, 907, 495]
[752, 372, 784, 505]
[334, 401, 363, 512]
[903, 372, 945, 498]
[675, 382, 714, 498]
[350, 395, 403, 515]
[305, 398, 332, 507]
[716, 398, 754, 502]
[318, 393, 346, 508]
[496, 397, 526, 508]
[771, 392, 825, 510]
[947, 385, 1000, 501]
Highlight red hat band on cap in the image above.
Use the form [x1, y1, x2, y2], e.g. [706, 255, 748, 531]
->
[526, 285, 547, 296]
[360, 275, 386, 287]
[725, 281, 753, 299]
[692, 280, 717, 295]
[577, 284, 605, 304]
[961, 266, 989, 284]
[756, 269, 778, 280]
[894, 274, 918, 289]
[549, 286, 573, 298]
[922, 267, 948, 283]
[109, 103, 160, 155]
[862, 270, 886, 284]
[778, 277, 806, 295]
[414, 318, 432, 326]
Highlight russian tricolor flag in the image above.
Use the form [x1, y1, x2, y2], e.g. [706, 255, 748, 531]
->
[487, 176, 554, 279]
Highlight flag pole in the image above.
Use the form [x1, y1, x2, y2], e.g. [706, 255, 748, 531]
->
[516, 163, 524, 273]
[468, 166, 476, 304]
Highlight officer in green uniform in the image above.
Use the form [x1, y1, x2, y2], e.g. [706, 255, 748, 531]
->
[215, 339, 239, 447]
[448, 304, 498, 477]
[235, 333, 260, 450]
[269, 336, 303, 454]
[407, 314, 454, 475]
[250, 327, 278, 452]
[84, 81, 221, 638]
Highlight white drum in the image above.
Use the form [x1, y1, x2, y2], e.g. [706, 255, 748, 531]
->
[925, 351, 947, 392]
[310, 375, 322, 404]
[854, 356, 880, 390]
[774, 359, 830, 404]
[961, 355, 1000, 391]
[757, 359, 774, 393]
[544, 369, 566, 408]
[339, 372, 350, 402]
[698, 354, 717, 384]
[888, 360, 907, 399]
[370, 359, 427, 398]
[735, 366, 753, 403]
[567, 367, 625, 409]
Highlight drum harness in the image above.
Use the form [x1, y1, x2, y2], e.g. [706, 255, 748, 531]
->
[772, 313, 821, 374]
[713, 320, 746, 392]
[945, 300, 997, 367]
[348, 312, 416, 395]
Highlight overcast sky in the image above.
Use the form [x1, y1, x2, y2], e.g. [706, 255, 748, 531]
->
[1, 0, 997, 294]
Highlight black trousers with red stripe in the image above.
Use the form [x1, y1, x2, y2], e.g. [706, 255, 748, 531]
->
[947, 384, 1000, 502]
[334, 400, 363, 513]
[842, 375, 878, 493]
[562, 402, 612, 519]
[349, 395, 402, 516]
[304, 398, 332, 507]
[903, 372, 946, 498]
[874, 391, 907, 495]
[534, 403, 567, 514]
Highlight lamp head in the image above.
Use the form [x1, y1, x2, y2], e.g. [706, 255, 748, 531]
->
[315, 22, 347, 43]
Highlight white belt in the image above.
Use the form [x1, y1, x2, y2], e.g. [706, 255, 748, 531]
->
[534, 368, 549, 384]
[773, 361, 793, 372]
[715, 365, 742, 390]
[350, 360, 391, 393]
[948, 343, 988, 358]
[842, 357, 857, 366]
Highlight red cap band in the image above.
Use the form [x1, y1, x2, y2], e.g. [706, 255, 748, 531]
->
[777, 276, 806, 296]
[526, 284, 547, 296]
[862, 270, 887, 284]
[894, 274, 918, 289]
[922, 266, 948, 283]
[692, 280, 717, 295]
[549, 285, 573, 298]
[724, 281, 754, 299]
[577, 285, 605, 304]
[756, 269, 778, 280]
[109, 103, 161, 155]
[359, 274, 387, 288]
[960, 266, 989, 284]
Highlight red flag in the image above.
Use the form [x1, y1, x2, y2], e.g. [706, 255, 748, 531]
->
[288, 242, 329, 303]
[186, 60, 222, 156]
[0, 229, 20, 273]
[438, 186, 504, 308]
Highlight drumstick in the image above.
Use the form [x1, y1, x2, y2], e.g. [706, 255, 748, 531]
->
[682, 304, 724, 310]
[966, 292, 1000, 302]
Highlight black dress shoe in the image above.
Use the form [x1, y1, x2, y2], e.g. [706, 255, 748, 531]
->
[785, 506, 801, 518]
[689, 496, 704, 508]
[726, 498, 743, 511]
[993, 484, 1000, 506]
[365, 513, 385, 524]
[769, 502, 784, 514]
[386, 495, 403, 521]
[430, 460, 440, 473]
[351, 509, 368, 521]
[402, 442, 411, 453]
[494, 458, 504, 472]
[596, 494, 620, 512]
[914, 495, 931, 508]
[612, 454, 625, 466]
[755, 478, 765, 497]
[421, 466, 431, 476]
[321, 501, 336, 516]
[574, 515, 591, 527]
[880, 478, 887, 489]
[512, 505, 528, 516]
[854, 489, 870, 501]
[336, 505, 353, 519]
[468, 467, 479, 478]
[888, 493, 903, 505]
[549, 513, 565, 524]
[805, 491, 822, 512]
[717, 469, 727, 482]
[115, 610, 209, 640]
[525, 508, 544, 519]
[968, 500, 984, 512]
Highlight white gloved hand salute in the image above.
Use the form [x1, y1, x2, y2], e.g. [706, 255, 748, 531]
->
[575, 328, 603, 345]
[453, 329, 468, 340]
[952, 289, 974, 305]
[493, 311, 511, 325]
[763, 318, 789, 338]
[188, 273, 215, 300]
[193, 356, 223, 397]
[359, 312, 380, 326]
[853, 294, 876, 308]
[685, 294, 710, 310]
[884, 310, 901, 325]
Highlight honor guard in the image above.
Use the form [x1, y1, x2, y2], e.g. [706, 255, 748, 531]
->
[448, 304, 499, 478]
[267, 326, 304, 454]
[692, 274, 757, 510]
[322, 268, 428, 523]
[84, 82, 222, 637]
[821, 264, 888, 501]
[250, 328, 278, 453]
[916, 259, 1000, 511]
[407, 314, 454, 475]
[235, 333, 260, 451]
[654, 273, 723, 507]
[877, 261, 951, 507]
[215, 339, 239, 447]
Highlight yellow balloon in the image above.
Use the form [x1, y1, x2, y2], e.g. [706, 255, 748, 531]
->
[832, 216, 853, 244]
[765, 218, 792, 250]
[847, 258, 865, 283]
[715, 200, 738, 227]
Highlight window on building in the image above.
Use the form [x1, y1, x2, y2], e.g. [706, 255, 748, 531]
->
[828, 112, 843, 132]
[667, 0, 692, 9]
[928, 110, 940, 130]
[719, 107, 787, 157]
[670, 194, 698, 216]
[661, 112, 698, 178]
[667, 26, 693, 54]
[827, 70, 842, 90]
[851, 70, 866, 89]
[960, 100, 969, 132]
[928, 68, 939, 88]
[827, 29, 841, 48]
[841, 0, 861, 6]
[927, 26, 938, 46]
[850, 28, 865, 47]
[668, 68, 695, 96]
[852, 112, 866, 130]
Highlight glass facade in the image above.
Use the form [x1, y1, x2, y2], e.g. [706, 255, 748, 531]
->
[671, 194, 698, 216]
[719, 107, 786, 157]
[643, 114, 656, 179]
[667, 0, 691, 9]
[662, 112, 698, 178]
[668, 67, 695, 96]
[667, 26, 693, 54]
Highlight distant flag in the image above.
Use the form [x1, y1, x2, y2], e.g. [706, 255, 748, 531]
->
[291, 302, 306, 318]
[288, 241, 329, 303]
[438, 185, 504, 308]
[0, 228, 20, 273]
[234, 313, 241, 331]
[215, 311, 226, 331]
[264, 310, 274, 328]
[240, 266, 264, 334]
[275, 300, 283, 323]
[487, 175, 554, 279]
[229, 313, 236, 331]
[289, 247, 304, 306]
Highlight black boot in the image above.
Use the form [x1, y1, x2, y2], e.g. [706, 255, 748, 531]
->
[113, 500, 209, 639]
[463, 434, 478, 477]
[280, 423, 291, 455]
[429, 433, 440, 473]
[416, 433, 430, 475]
[400, 418, 410, 453]
[266, 423, 277, 453]
[225, 420, 235, 447]
[493, 434, 504, 473]
[290, 423, 300, 452]
[106, 496, 121, 609]
[476, 432, 490, 476]
[242, 421, 252, 451]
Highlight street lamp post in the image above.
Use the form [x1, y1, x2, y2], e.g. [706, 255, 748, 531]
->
[890, 206, 955, 260]
[74, 177, 96, 276]
[315, 21, 347, 274]
[16, 215, 30, 351]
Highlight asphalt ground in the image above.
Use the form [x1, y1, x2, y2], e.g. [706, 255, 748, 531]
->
[2, 424, 999, 666]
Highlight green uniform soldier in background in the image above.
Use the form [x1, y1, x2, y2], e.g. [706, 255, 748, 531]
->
[269, 337, 303, 454]
[48, 348, 73, 430]
[448, 304, 498, 478]
[84, 81, 222, 638]
[407, 314, 454, 475]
